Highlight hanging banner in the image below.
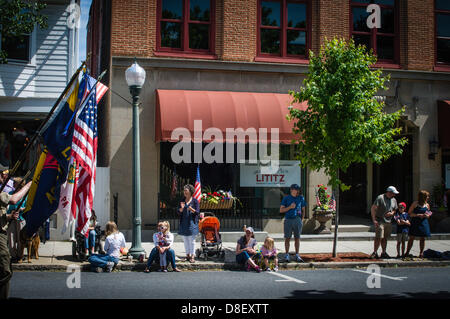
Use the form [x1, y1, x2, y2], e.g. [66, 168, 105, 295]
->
[240, 160, 301, 187]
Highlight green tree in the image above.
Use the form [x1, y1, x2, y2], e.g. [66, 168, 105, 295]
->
[0, 0, 48, 63]
[287, 38, 407, 256]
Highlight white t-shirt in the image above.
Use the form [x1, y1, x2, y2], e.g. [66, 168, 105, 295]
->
[153, 232, 174, 248]
[104, 232, 126, 259]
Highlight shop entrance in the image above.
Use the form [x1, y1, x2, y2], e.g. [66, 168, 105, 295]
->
[339, 163, 367, 217]
[372, 134, 414, 207]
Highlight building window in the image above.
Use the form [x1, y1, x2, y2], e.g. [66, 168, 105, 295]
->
[436, 0, 450, 65]
[350, 0, 398, 64]
[1, 35, 30, 62]
[157, 0, 215, 54]
[257, 0, 310, 59]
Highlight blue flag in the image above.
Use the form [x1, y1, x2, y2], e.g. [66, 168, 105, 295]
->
[24, 149, 64, 237]
[42, 74, 86, 177]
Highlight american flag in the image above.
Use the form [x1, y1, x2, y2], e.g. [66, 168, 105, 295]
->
[71, 74, 108, 236]
[330, 193, 336, 211]
[170, 169, 177, 200]
[193, 166, 201, 203]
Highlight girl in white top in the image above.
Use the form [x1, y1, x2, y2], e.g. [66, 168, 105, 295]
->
[88, 221, 126, 272]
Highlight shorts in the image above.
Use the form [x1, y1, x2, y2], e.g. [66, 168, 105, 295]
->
[396, 232, 408, 242]
[284, 216, 303, 239]
[375, 222, 392, 239]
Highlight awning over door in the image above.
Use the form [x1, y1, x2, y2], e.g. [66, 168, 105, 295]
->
[155, 90, 307, 143]
[438, 100, 450, 149]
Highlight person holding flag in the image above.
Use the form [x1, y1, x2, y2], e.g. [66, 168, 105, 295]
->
[24, 68, 107, 242]
[1, 180, 31, 299]
[178, 167, 201, 263]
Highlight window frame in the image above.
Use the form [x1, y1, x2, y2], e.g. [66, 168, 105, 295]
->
[156, 0, 216, 59]
[256, 0, 312, 63]
[0, 34, 31, 64]
[435, 0, 450, 70]
[349, 0, 400, 68]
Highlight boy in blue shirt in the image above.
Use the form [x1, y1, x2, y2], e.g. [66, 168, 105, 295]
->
[394, 202, 410, 258]
[280, 184, 307, 263]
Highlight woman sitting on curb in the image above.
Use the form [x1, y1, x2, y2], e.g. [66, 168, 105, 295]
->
[144, 221, 181, 273]
[235, 226, 261, 273]
[88, 221, 125, 273]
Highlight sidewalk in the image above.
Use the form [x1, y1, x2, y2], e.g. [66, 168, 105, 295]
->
[12, 236, 450, 272]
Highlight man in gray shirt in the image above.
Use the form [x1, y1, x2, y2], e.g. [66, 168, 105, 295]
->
[370, 186, 399, 259]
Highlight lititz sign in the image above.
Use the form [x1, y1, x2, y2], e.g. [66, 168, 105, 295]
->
[240, 161, 301, 187]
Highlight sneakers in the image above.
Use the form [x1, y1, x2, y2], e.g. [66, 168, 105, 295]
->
[105, 261, 114, 273]
[285, 254, 290, 263]
[295, 254, 304, 263]
[94, 267, 103, 273]
[265, 268, 272, 272]
[274, 266, 278, 272]
[380, 252, 390, 259]
[255, 266, 261, 273]
[370, 252, 379, 259]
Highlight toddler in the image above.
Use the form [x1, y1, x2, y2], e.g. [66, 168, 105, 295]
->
[260, 237, 278, 272]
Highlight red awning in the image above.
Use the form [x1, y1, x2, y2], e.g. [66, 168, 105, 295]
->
[438, 100, 450, 149]
[155, 90, 307, 143]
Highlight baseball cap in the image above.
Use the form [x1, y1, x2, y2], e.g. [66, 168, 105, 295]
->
[245, 226, 254, 234]
[290, 184, 300, 190]
[399, 202, 406, 209]
[386, 186, 399, 194]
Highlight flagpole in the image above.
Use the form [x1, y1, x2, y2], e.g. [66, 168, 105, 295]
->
[0, 57, 90, 193]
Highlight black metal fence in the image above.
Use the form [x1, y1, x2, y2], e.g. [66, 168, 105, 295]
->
[158, 195, 263, 231]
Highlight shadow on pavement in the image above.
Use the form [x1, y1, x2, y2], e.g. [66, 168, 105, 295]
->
[286, 289, 450, 299]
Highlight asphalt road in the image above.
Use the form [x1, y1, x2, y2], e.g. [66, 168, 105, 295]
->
[9, 267, 450, 299]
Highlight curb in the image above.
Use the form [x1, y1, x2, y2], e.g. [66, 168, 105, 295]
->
[12, 260, 450, 272]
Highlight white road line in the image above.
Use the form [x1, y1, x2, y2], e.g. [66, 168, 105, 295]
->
[352, 269, 408, 281]
[267, 271, 307, 284]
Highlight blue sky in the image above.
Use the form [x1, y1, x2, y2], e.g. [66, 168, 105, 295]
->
[78, 0, 92, 67]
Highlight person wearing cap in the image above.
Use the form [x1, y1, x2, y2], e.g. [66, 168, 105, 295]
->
[370, 186, 399, 259]
[394, 202, 410, 258]
[280, 184, 306, 263]
[235, 226, 261, 272]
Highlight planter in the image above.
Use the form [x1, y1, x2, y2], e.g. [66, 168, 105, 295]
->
[200, 199, 234, 210]
[313, 209, 334, 234]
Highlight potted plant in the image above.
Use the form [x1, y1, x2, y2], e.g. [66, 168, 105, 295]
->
[200, 186, 242, 210]
[312, 184, 336, 234]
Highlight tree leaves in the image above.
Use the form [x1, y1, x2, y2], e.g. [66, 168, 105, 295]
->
[288, 38, 407, 190]
[0, 0, 48, 64]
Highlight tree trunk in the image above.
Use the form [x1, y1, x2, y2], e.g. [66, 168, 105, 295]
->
[332, 172, 340, 257]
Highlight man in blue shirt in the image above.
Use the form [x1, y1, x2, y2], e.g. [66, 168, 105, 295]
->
[280, 184, 306, 263]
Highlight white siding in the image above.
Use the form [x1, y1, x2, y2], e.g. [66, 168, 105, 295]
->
[0, 3, 73, 101]
[34, 5, 70, 98]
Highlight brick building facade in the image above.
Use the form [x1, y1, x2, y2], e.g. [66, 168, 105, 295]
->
[85, 0, 450, 239]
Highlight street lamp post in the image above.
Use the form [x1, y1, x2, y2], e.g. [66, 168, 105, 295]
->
[125, 59, 146, 259]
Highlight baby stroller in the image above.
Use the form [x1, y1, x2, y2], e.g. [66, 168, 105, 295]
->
[196, 213, 224, 260]
[72, 225, 105, 261]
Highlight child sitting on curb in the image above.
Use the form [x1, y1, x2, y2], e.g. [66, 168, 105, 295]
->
[260, 237, 278, 272]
